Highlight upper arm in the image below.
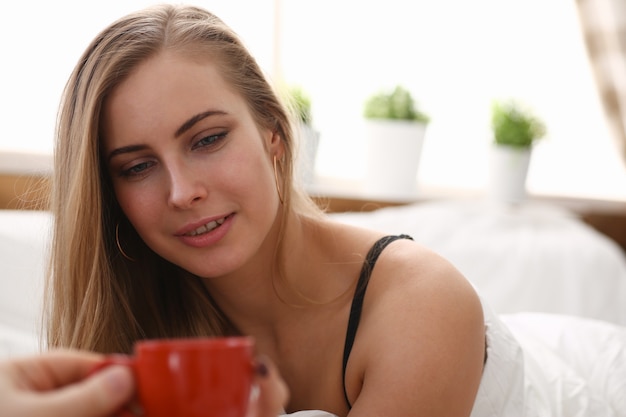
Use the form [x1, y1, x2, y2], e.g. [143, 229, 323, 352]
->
[346, 241, 485, 417]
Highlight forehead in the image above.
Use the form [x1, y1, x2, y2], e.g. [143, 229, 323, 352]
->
[107, 50, 237, 115]
[102, 50, 244, 145]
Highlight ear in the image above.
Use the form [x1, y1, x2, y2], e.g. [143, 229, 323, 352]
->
[268, 130, 285, 160]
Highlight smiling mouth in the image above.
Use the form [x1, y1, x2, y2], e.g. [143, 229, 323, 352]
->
[184, 215, 229, 237]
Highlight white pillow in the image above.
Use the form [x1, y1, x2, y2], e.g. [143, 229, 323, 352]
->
[0, 210, 51, 358]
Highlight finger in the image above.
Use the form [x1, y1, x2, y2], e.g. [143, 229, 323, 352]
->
[251, 356, 289, 417]
[24, 364, 135, 417]
[8, 350, 105, 390]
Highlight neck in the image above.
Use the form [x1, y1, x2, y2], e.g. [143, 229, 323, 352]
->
[200, 212, 353, 337]
[199, 210, 304, 331]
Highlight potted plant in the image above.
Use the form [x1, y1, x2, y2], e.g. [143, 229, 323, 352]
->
[489, 99, 546, 203]
[362, 85, 429, 198]
[287, 86, 320, 186]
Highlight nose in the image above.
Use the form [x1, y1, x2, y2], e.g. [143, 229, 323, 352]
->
[167, 163, 207, 209]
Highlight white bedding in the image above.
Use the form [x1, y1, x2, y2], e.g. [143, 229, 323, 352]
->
[502, 312, 626, 416]
[478, 303, 626, 417]
[0, 210, 49, 357]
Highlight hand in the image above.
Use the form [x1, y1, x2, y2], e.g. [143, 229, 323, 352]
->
[0, 350, 134, 417]
[249, 355, 289, 417]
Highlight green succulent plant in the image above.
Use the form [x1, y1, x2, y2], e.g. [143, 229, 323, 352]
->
[491, 99, 546, 148]
[288, 86, 313, 125]
[364, 85, 429, 123]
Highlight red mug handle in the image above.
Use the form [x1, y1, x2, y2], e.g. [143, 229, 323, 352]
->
[88, 355, 138, 417]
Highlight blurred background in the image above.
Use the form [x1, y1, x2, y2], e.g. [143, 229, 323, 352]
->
[1, 0, 624, 201]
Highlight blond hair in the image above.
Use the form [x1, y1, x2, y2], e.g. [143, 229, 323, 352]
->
[45, 4, 320, 353]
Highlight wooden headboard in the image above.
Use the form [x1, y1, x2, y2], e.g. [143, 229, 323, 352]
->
[0, 174, 49, 211]
[0, 151, 51, 210]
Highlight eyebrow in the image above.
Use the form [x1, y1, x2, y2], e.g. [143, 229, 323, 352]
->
[107, 110, 228, 162]
[107, 144, 149, 162]
[174, 110, 228, 138]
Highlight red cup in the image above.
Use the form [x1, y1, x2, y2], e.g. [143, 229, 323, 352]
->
[93, 336, 255, 417]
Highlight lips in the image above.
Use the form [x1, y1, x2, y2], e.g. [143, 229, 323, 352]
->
[183, 215, 228, 237]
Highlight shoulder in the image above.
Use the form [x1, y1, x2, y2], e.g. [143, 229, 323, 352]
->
[360, 237, 484, 349]
[346, 236, 486, 415]
[363, 236, 482, 313]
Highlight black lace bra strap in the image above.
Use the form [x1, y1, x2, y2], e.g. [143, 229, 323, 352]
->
[342, 234, 413, 409]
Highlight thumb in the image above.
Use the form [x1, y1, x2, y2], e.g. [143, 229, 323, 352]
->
[37, 365, 135, 417]
[249, 356, 289, 417]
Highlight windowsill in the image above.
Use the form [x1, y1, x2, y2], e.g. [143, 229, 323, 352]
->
[306, 175, 626, 206]
[0, 150, 53, 176]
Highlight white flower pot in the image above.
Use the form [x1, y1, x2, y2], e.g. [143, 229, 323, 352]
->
[294, 123, 320, 186]
[364, 119, 426, 198]
[488, 144, 531, 204]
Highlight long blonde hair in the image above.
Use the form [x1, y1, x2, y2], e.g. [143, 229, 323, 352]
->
[45, 4, 320, 353]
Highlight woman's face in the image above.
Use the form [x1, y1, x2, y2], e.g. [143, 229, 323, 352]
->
[102, 51, 283, 278]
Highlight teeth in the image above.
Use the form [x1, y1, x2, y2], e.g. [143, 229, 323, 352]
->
[186, 217, 226, 236]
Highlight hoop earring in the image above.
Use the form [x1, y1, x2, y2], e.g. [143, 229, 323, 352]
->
[115, 223, 136, 262]
[273, 155, 284, 205]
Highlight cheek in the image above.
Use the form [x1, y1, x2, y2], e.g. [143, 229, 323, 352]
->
[115, 185, 135, 214]
[236, 155, 276, 199]
[114, 185, 157, 230]
[217, 143, 274, 195]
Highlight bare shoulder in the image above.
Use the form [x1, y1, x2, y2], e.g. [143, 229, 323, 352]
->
[370, 237, 482, 311]
[345, 237, 486, 416]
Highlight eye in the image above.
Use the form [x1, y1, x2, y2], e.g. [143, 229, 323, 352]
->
[191, 131, 228, 150]
[120, 160, 156, 178]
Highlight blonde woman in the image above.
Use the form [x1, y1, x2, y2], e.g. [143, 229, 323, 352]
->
[46, 4, 485, 416]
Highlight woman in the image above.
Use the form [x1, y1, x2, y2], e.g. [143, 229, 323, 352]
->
[46, 4, 485, 416]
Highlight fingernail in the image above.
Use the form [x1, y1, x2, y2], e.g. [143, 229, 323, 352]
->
[103, 365, 134, 397]
[255, 358, 269, 377]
